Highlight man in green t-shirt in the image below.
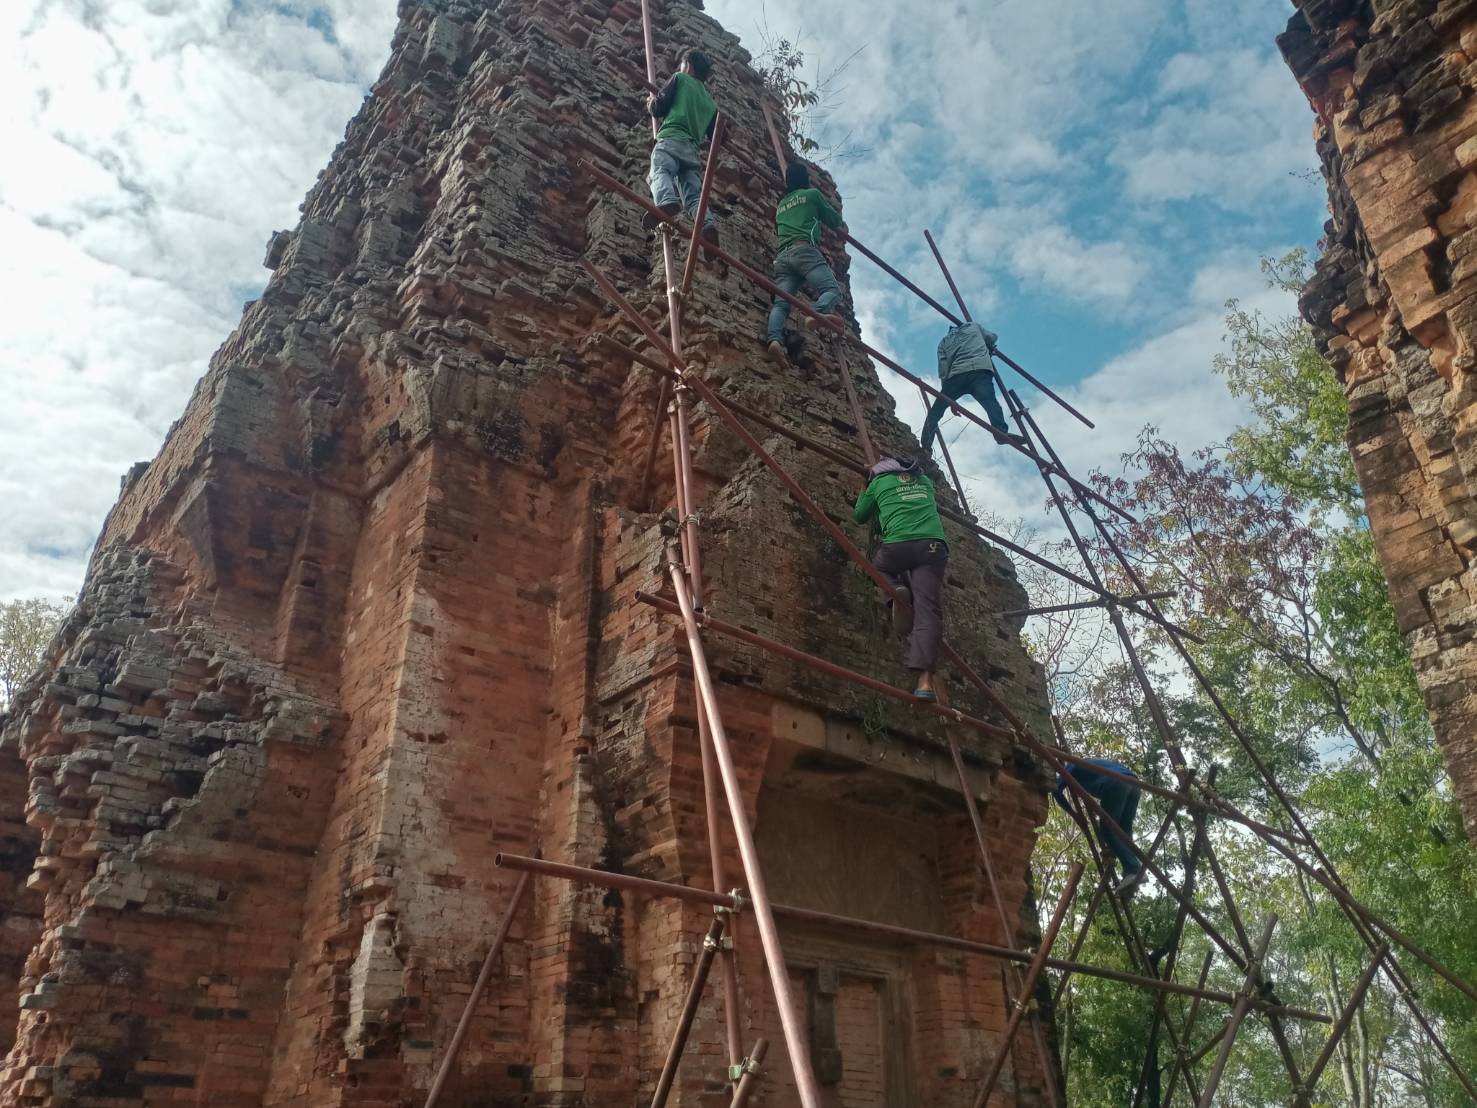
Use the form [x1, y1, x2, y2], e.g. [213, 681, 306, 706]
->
[853, 455, 949, 699]
[645, 49, 719, 243]
[765, 162, 844, 365]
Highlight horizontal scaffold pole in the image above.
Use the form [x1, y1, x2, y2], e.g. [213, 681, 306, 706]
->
[633, 594, 1304, 848]
[492, 853, 1328, 1021]
[594, 335, 1200, 644]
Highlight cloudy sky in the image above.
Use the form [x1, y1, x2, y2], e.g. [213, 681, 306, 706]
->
[0, 0, 1322, 601]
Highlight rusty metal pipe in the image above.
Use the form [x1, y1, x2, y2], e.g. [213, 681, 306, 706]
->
[849, 232, 963, 325]
[729, 1038, 770, 1107]
[679, 115, 726, 300]
[971, 864, 1085, 1108]
[696, 701, 746, 1074]
[1197, 916, 1277, 1108]
[491, 854, 1327, 1020]
[922, 381, 972, 513]
[1294, 946, 1387, 1108]
[672, 391, 705, 610]
[650, 916, 726, 1108]
[1162, 951, 1216, 1107]
[640, 379, 673, 509]
[423, 870, 531, 1108]
[663, 558, 825, 1108]
[836, 354, 878, 465]
[1132, 804, 1210, 1108]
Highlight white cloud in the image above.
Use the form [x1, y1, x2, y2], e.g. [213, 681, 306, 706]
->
[0, 0, 1321, 605]
[0, 0, 396, 601]
[1111, 48, 1315, 209]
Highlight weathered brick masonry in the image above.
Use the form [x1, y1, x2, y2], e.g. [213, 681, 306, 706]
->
[0, 1, 1057, 1104]
[1281, 0, 1477, 839]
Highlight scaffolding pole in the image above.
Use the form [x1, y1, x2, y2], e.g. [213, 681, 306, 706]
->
[491, 853, 1327, 1019]
[635, 4, 748, 1085]
[1197, 916, 1278, 1108]
[649, 916, 726, 1108]
[1162, 951, 1216, 1107]
[664, 548, 825, 1108]
[971, 863, 1084, 1108]
[1293, 945, 1387, 1108]
[422, 871, 531, 1108]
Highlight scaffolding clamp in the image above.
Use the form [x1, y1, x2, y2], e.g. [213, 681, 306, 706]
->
[717, 889, 749, 917]
[702, 931, 732, 953]
[729, 1055, 763, 1081]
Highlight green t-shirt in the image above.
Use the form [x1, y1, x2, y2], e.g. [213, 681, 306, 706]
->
[853, 472, 946, 544]
[656, 73, 717, 145]
[775, 187, 842, 248]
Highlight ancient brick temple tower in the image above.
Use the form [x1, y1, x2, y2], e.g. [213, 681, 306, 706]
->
[0, 1, 1057, 1104]
[1281, 0, 1477, 840]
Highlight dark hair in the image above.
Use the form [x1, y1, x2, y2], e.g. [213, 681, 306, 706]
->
[784, 162, 811, 191]
[684, 49, 713, 81]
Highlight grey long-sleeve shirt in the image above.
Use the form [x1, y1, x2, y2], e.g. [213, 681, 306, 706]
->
[936, 321, 999, 383]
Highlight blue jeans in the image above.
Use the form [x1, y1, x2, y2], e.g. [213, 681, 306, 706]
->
[1092, 776, 1142, 876]
[765, 243, 841, 342]
[648, 138, 716, 228]
[921, 371, 1010, 446]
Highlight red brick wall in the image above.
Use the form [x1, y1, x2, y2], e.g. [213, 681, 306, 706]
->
[0, 2, 1060, 1105]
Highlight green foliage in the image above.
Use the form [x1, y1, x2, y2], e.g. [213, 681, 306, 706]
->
[0, 596, 69, 710]
[1216, 251, 1362, 515]
[1044, 258, 1477, 1106]
[756, 37, 821, 154]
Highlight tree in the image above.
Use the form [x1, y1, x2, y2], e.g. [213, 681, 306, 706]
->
[1038, 257, 1477, 1105]
[753, 19, 867, 162]
[0, 597, 68, 711]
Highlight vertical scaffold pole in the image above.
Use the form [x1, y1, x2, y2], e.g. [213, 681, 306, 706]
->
[649, 916, 727, 1108]
[971, 863, 1084, 1108]
[423, 871, 531, 1108]
[1197, 916, 1278, 1108]
[665, 548, 826, 1108]
[635, 0, 748, 1082]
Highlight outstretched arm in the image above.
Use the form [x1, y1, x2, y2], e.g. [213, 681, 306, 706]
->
[1052, 771, 1076, 816]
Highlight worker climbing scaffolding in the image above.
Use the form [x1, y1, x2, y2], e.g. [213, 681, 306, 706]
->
[645, 47, 720, 245]
[853, 454, 949, 700]
[923, 318, 1011, 442]
[765, 162, 846, 366]
[426, 4, 1477, 1107]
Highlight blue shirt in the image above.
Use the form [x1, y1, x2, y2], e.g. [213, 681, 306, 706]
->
[1053, 758, 1136, 813]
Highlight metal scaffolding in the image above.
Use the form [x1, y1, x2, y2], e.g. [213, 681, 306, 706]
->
[423, 5, 1477, 1106]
